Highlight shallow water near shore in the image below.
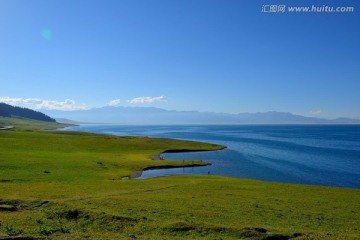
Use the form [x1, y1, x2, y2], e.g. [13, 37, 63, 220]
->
[63, 125, 360, 188]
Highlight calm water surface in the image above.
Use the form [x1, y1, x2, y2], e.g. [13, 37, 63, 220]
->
[63, 125, 360, 188]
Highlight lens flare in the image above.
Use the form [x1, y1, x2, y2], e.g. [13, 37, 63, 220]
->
[41, 29, 52, 40]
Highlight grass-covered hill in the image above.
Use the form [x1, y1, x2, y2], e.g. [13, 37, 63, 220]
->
[0, 102, 55, 122]
[0, 116, 68, 131]
[0, 118, 359, 239]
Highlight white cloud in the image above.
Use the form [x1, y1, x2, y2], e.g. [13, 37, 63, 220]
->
[308, 109, 322, 115]
[127, 96, 167, 104]
[35, 99, 88, 111]
[0, 97, 42, 105]
[108, 99, 121, 107]
[0, 96, 88, 111]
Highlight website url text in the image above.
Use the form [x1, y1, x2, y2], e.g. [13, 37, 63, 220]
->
[261, 5, 355, 13]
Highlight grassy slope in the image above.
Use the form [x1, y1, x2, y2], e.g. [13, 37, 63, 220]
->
[0, 118, 359, 239]
[0, 116, 70, 131]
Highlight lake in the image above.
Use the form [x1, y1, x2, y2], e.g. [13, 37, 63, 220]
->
[63, 124, 360, 188]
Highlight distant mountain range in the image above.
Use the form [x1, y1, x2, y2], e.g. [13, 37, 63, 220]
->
[43, 106, 360, 125]
[0, 103, 55, 122]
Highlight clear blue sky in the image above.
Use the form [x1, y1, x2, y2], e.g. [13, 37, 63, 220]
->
[1, 0, 359, 118]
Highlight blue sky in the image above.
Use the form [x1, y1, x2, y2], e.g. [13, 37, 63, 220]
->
[0, 0, 359, 118]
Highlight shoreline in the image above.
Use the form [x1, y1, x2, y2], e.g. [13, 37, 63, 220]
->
[133, 147, 226, 179]
[130, 162, 212, 179]
[59, 125, 226, 180]
[150, 147, 226, 160]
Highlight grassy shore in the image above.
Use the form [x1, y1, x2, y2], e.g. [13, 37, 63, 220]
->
[0, 118, 359, 239]
[0, 117, 70, 131]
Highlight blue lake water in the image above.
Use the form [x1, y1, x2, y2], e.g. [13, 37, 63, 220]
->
[63, 125, 360, 188]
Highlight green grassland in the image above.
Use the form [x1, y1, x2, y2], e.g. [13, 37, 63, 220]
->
[0, 117, 69, 131]
[0, 118, 360, 239]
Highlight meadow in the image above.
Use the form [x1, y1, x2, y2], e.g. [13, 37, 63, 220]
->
[0, 117, 359, 239]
